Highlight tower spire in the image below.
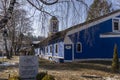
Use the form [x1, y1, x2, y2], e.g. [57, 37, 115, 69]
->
[48, 16, 59, 36]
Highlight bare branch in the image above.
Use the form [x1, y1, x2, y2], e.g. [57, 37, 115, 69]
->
[0, 0, 16, 30]
[76, 0, 89, 9]
[27, 0, 53, 16]
[39, 0, 58, 5]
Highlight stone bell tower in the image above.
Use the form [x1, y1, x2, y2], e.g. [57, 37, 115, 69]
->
[48, 16, 59, 36]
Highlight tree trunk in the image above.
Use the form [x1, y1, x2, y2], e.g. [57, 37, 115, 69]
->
[10, 47, 13, 58]
[4, 38, 10, 59]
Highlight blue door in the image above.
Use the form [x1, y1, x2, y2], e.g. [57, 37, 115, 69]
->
[64, 44, 72, 61]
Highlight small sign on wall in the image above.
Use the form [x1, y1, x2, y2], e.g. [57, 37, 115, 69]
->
[19, 56, 38, 80]
[65, 46, 71, 49]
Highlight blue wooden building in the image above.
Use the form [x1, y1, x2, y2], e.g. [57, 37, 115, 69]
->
[35, 10, 120, 62]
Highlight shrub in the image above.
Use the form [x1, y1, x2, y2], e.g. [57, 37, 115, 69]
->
[111, 44, 119, 73]
[42, 75, 55, 80]
[36, 72, 47, 80]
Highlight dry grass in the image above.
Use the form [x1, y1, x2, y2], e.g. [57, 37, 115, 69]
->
[0, 56, 19, 80]
[0, 57, 8, 63]
[39, 58, 120, 80]
[0, 57, 120, 80]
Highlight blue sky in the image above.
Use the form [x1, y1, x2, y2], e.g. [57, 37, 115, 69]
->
[24, 0, 120, 37]
[27, 0, 93, 37]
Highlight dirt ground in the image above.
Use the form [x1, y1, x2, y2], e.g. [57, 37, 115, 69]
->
[0, 56, 120, 80]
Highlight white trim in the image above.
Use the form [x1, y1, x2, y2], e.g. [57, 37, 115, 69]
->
[64, 60, 72, 62]
[74, 58, 120, 62]
[76, 42, 82, 53]
[46, 55, 52, 57]
[66, 11, 120, 36]
[45, 47, 48, 55]
[112, 17, 120, 20]
[53, 56, 64, 59]
[100, 34, 120, 38]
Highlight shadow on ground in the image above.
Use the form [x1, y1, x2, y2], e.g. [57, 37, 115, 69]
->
[0, 78, 7, 80]
[0, 57, 19, 77]
[39, 58, 120, 73]
[0, 63, 18, 71]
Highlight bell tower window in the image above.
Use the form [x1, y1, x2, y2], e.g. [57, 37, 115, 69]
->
[48, 16, 59, 36]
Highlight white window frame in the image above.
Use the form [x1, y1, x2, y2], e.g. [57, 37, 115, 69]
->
[76, 42, 82, 53]
[45, 47, 48, 55]
[112, 18, 120, 32]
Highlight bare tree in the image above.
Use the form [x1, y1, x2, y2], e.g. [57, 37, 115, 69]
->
[0, 0, 16, 29]
[0, 0, 116, 32]
[0, 0, 16, 59]
[7, 8, 33, 56]
[25, 0, 89, 37]
[0, 0, 89, 32]
[0, 0, 32, 55]
[0, 0, 115, 57]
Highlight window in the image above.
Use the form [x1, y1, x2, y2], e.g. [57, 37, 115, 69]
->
[53, 22, 58, 32]
[114, 22, 119, 30]
[55, 44, 58, 53]
[113, 19, 120, 32]
[76, 42, 82, 53]
[50, 45, 52, 53]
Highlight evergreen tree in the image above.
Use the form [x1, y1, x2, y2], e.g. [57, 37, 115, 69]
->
[111, 44, 119, 73]
[86, 0, 112, 21]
